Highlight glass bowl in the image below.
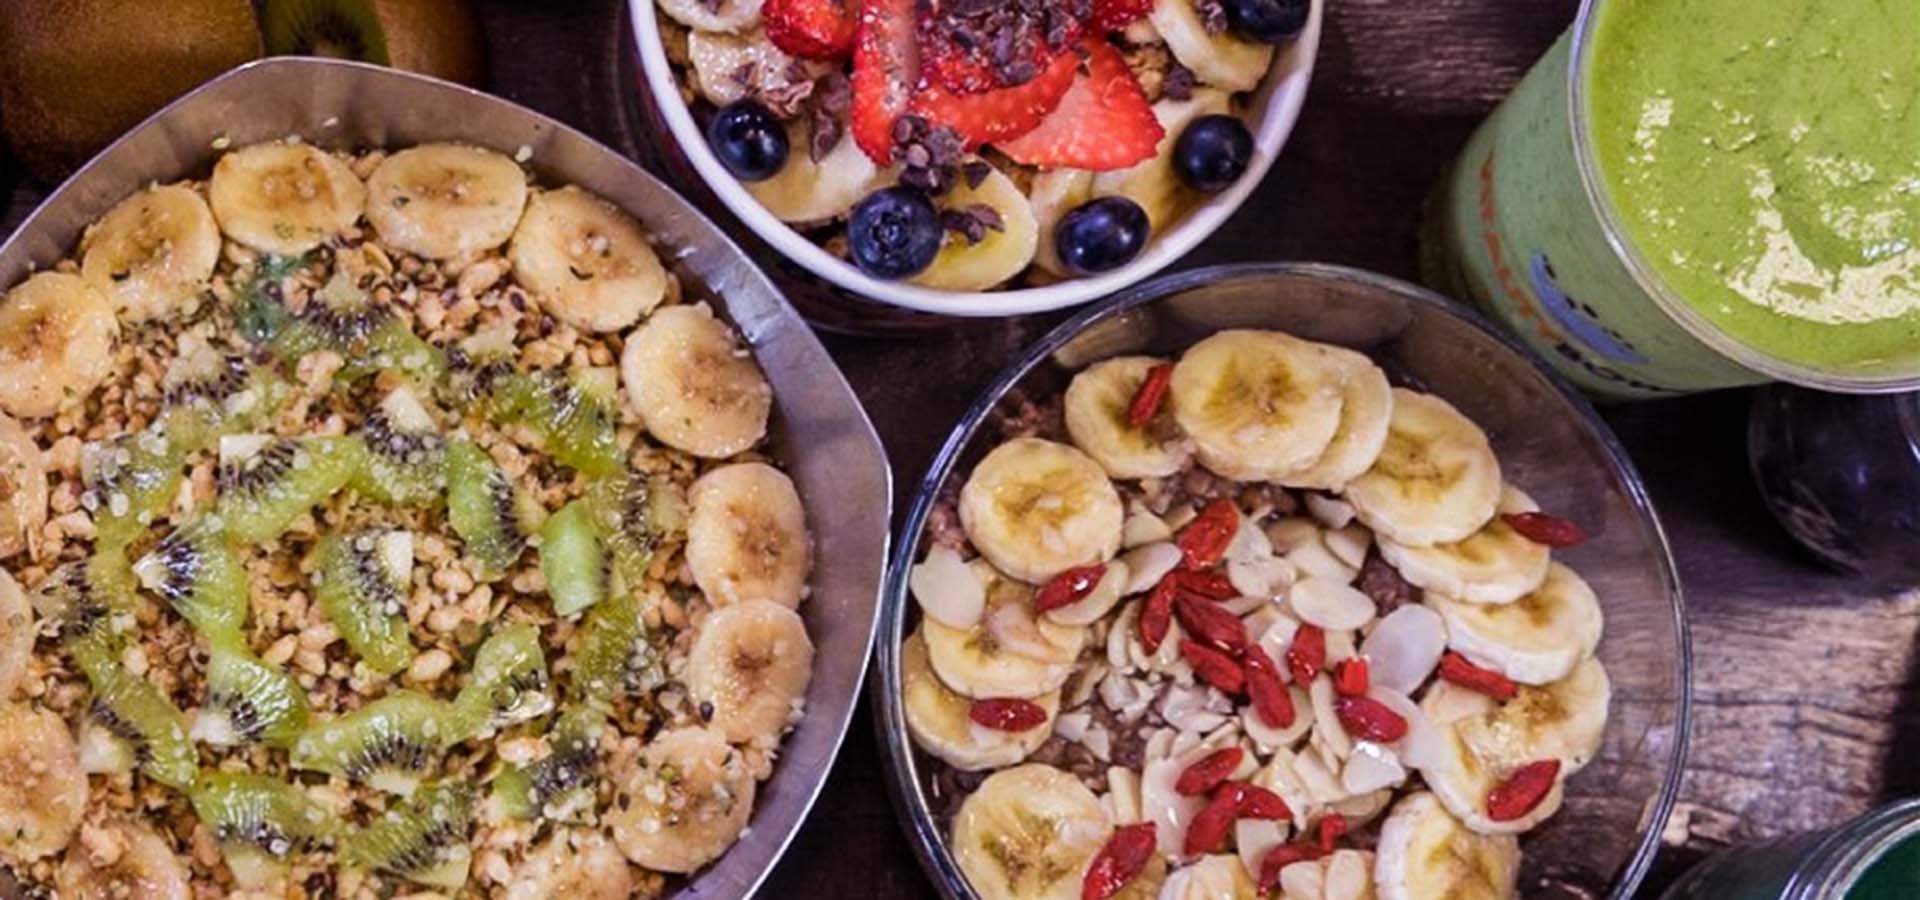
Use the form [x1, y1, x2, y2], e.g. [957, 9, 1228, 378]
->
[874, 262, 1691, 897]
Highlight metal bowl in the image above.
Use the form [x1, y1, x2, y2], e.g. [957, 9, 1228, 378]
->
[0, 57, 892, 899]
[876, 263, 1690, 898]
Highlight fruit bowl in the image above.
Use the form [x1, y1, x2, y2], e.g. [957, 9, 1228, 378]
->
[626, 0, 1322, 329]
[875, 263, 1690, 897]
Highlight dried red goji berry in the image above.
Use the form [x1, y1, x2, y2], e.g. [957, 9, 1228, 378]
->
[1333, 695, 1408, 742]
[1126, 362, 1174, 430]
[1437, 651, 1518, 700]
[1286, 624, 1326, 685]
[1171, 569, 1236, 600]
[1177, 499, 1239, 569]
[1182, 785, 1241, 855]
[1242, 645, 1295, 729]
[1487, 759, 1562, 822]
[1082, 822, 1157, 900]
[1181, 640, 1246, 694]
[968, 697, 1048, 731]
[1139, 577, 1176, 653]
[1256, 843, 1325, 891]
[1174, 594, 1248, 652]
[1333, 657, 1370, 696]
[1034, 564, 1108, 613]
[1502, 511, 1588, 548]
[1316, 812, 1349, 852]
[1175, 747, 1244, 796]
[1235, 783, 1292, 821]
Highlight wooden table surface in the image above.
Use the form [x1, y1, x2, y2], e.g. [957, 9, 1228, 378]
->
[9, 0, 1919, 896]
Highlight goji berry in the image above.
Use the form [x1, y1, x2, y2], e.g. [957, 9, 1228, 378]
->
[1182, 785, 1241, 855]
[1125, 363, 1174, 430]
[1181, 640, 1245, 694]
[1333, 657, 1370, 696]
[1235, 783, 1292, 821]
[1316, 812, 1348, 852]
[1437, 651, 1518, 700]
[1177, 499, 1239, 569]
[1174, 747, 1244, 796]
[1256, 843, 1324, 890]
[968, 697, 1048, 731]
[1243, 645, 1295, 729]
[1138, 577, 1176, 653]
[1081, 822, 1157, 900]
[1171, 569, 1236, 600]
[1034, 564, 1108, 613]
[1174, 594, 1248, 652]
[1502, 511, 1588, 548]
[1487, 759, 1562, 821]
[1333, 695, 1408, 742]
[1286, 624, 1325, 685]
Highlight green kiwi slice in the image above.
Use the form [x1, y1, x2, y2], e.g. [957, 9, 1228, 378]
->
[444, 438, 544, 581]
[190, 772, 337, 888]
[488, 704, 604, 822]
[482, 369, 625, 476]
[351, 385, 446, 507]
[340, 781, 475, 890]
[158, 344, 295, 454]
[290, 690, 451, 795]
[569, 589, 666, 707]
[82, 427, 187, 551]
[86, 657, 200, 790]
[581, 471, 687, 593]
[133, 517, 249, 638]
[214, 434, 366, 543]
[539, 500, 607, 617]
[32, 549, 139, 664]
[313, 529, 415, 676]
[195, 637, 311, 748]
[449, 623, 553, 741]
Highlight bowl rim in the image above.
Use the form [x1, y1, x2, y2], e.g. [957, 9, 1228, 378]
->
[626, 0, 1324, 318]
[872, 261, 1693, 899]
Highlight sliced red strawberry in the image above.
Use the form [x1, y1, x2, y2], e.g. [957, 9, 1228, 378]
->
[917, 6, 1082, 95]
[908, 47, 1079, 149]
[998, 40, 1163, 170]
[767, 0, 857, 60]
[1089, 0, 1151, 31]
[850, 0, 919, 163]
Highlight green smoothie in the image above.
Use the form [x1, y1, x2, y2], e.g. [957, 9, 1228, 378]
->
[1587, 0, 1920, 371]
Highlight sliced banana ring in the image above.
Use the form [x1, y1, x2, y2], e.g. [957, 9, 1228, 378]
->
[79, 183, 220, 322]
[1063, 356, 1193, 480]
[0, 702, 88, 860]
[0, 272, 119, 418]
[1344, 389, 1501, 547]
[746, 116, 889, 224]
[511, 186, 667, 333]
[1279, 345, 1393, 491]
[903, 629, 1058, 771]
[922, 574, 1084, 699]
[958, 437, 1125, 585]
[686, 462, 812, 608]
[1161, 854, 1259, 900]
[208, 142, 366, 255]
[0, 411, 47, 560]
[57, 819, 191, 900]
[610, 726, 756, 873]
[0, 570, 33, 701]
[1418, 658, 1609, 834]
[1169, 330, 1345, 482]
[952, 764, 1113, 900]
[364, 143, 529, 261]
[657, 0, 764, 33]
[1376, 486, 1549, 607]
[622, 302, 773, 459]
[910, 163, 1039, 292]
[1428, 562, 1602, 686]
[1148, 0, 1275, 92]
[686, 599, 815, 745]
[506, 834, 635, 900]
[1373, 792, 1519, 900]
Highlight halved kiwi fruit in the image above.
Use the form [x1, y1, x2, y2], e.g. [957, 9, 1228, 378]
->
[190, 772, 337, 888]
[340, 780, 476, 890]
[261, 0, 487, 87]
[581, 471, 687, 593]
[290, 690, 450, 795]
[449, 623, 553, 741]
[313, 529, 416, 676]
[483, 369, 625, 476]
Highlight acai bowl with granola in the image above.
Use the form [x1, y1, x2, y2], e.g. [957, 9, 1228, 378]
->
[631, 0, 1321, 318]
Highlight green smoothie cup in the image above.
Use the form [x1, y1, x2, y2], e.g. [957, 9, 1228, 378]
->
[1423, 0, 1920, 400]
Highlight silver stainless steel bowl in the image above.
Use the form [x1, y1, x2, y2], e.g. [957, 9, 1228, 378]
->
[876, 263, 1691, 898]
[0, 57, 891, 899]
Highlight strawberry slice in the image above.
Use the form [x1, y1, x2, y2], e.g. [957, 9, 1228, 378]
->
[999, 40, 1163, 170]
[908, 48, 1079, 149]
[917, 7, 1082, 95]
[850, 0, 920, 163]
[767, 0, 857, 60]
[1090, 0, 1151, 31]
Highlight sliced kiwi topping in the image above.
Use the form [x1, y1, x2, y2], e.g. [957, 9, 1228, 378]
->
[351, 385, 446, 507]
[569, 590, 666, 706]
[158, 342, 295, 454]
[290, 690, 451, 795]
[313, 529, 416, 676]
[195, 638, 312, 748]
[341, 781, 475, 890]
[190, 772, 337, 889]
[33, 549, 139, 660]
[539, 500, 607, 617]
[134, 517, 250, 638]
[489, 704, 605, 822]
[581, 471, 687, 593]
[261, 269, 443, 382]
[233, 254, 304, 346]
[86, 657, 200, 790]
[445, 438, 545, 581]
[214, 434, 366, 543]
[82, 426, 187, 551]
[482, 369, 625, 476]
[449, 624, 553, 741]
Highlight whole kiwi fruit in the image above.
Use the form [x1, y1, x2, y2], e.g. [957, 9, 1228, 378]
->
[263, 0, 487, 87]
[0, 0, 262, 184]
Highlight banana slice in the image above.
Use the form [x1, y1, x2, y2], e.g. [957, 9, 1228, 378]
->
[903, 629, 1058, 770]
[0, 272, 119, 418]
[686, 462, 812, 608]
[506, 834, 634, 900]
[511, 186, 668, 333]
[1279, 346, 1394, 491]
[610, 726, 756, 873]
[1375, 487, 1548, 606]
[952, 764, 1113, 900]
[622, 302, 773, 458]
[0, 411, 47, 559]
[78, 184, 220, 322]
[1428, 562, 1602, 686]
[687, 29, 824, 109]
[1344, 390, 1501, 547]
[364, 144, 530, 260]
[1148, 0, 1275, 92]
[56, 819, 191, 900]
[1029, 169, 1094, 277]
[1169, 330, 1345, 482]
[686, 599, 815, 745]
[1063, 356, 1193, 479]
[208, 142, 365, 255]
[922, 573, 1084, 699]
[1373, 792, 1519, 900]
[0, 703, 87, 860]
[0, 571, 32, 701]
[910, 163, 1040, 292]
[1090, 89, 1230, 233]
[960, 437, 1125, 584]
[747, 117, 889, 224]
[657, 0, 764, 33]
[1162, 854, 1259, 900]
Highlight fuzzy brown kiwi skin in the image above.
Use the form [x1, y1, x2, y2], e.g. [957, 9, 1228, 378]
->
[261, 0, 487, 87]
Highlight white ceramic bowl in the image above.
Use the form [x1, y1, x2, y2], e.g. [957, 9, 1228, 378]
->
[628, 0, 1323, 318]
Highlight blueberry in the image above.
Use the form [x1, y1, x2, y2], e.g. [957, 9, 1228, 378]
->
[1173, 115, 1255, 193]
[848, 187, 944, 280]
[1055, 197, 1150, 275]
[706, 101, 788, 182]
[1224, 0, 1309, 44]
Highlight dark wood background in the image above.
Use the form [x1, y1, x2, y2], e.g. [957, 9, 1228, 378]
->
[8, 0, 1919, 895]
